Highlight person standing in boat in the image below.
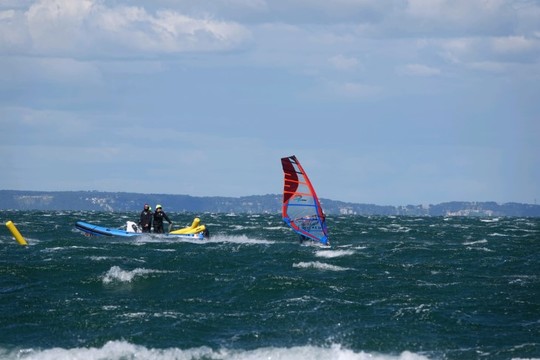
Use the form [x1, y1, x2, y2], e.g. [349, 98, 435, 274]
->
[153, 204, 172, 233]
[139, 204, 153, 233]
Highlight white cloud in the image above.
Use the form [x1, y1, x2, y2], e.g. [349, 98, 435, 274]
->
[491, 35, 537, 54]
[329, 54, 360, 71]
[25, 0, 94, 53]
[432, 34, 540, 69]
[335, 81, 380, 99]
[405, 0, 506, 22]
[1, 0, 539, 204]
[0, 0, 251, 57]
[398, 63, 441, 76]
[92, 7, 251, 53]
[0, 9, 15, 20]
[465, 61, 506, 73]
[0, 9, 30, 51]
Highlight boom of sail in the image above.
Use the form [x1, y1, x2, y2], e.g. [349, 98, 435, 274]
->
[281, 155, 329, 246]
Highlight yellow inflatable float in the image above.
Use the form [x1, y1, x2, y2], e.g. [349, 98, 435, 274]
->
[169, 217, 207, 235]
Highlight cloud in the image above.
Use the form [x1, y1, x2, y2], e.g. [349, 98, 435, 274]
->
[0, 0, 251, 57]
[491, 35, 538, 54]
[421, 34, 540, 72]
[404, 0, 509, 24]
[397, 63, 441, 76]
[329, 54, 360, 71]
[1, 0, 539, 204]
[334, 81, 381, 99]
[0, 9, 30, 52]
[465, 61, 507, 73]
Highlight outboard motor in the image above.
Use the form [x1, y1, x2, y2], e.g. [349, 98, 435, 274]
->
[126, 221, 141, 233]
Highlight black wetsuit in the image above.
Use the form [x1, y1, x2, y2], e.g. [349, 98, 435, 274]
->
[139, 209, 153, 233]
[153, 210, 172, 233]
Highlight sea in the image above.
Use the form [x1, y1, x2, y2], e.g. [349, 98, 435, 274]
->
[0, 211, 538, 360]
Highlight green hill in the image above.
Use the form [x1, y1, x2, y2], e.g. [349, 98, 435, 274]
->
[1, 190, 539, 217]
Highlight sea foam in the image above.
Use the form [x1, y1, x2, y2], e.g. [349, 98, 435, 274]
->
[102, 266, 165, 284]
[4, 341, 431, 360]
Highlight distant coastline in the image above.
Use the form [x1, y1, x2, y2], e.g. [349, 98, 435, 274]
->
[1, 190, 539, 217]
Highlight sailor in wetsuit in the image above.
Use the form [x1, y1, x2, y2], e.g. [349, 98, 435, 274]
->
[139, 204, 153, 232]
[153, 204, 172, 233]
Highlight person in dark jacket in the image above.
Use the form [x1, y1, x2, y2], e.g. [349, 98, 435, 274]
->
[139, 204, 153, 233]
[153, 204, 172, 233]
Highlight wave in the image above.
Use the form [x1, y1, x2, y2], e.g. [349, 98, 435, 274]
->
[462, 239, 488, 245]
[2, 341, 430, 360]
[206, 234, 275, 245]
[101, 266, 168, 284]
[293, 261, 351, 272]
[315, 249, 355, 258]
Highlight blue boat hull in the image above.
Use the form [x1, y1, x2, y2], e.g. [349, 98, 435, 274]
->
[75, 221, 205, 240]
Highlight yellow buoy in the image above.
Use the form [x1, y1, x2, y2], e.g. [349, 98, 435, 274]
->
[5, 220, 28, 246]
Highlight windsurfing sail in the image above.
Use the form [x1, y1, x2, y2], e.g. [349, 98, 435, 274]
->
[281, 155, 329, 246]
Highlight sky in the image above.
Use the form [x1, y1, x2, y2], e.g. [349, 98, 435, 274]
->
[1, 0, 539, 206]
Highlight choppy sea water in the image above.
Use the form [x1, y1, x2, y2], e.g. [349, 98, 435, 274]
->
[0, 211, 538, 360]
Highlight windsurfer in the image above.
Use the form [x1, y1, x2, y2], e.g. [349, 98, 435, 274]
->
[281, 155, 330, 246]
[298, 215, 317, 228]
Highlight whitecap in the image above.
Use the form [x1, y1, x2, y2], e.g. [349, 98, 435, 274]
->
[462, 239, 488, 245]
[293, 261, 351, 272]
[465, 246, 494, 252]
[4, 341, 431, 360]
[207, 234, 275, 245]
[101, 266, 165, 284]
[315, 249, 355, 258]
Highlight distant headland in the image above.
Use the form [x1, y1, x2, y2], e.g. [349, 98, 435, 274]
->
[1, 190, 539, 217]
